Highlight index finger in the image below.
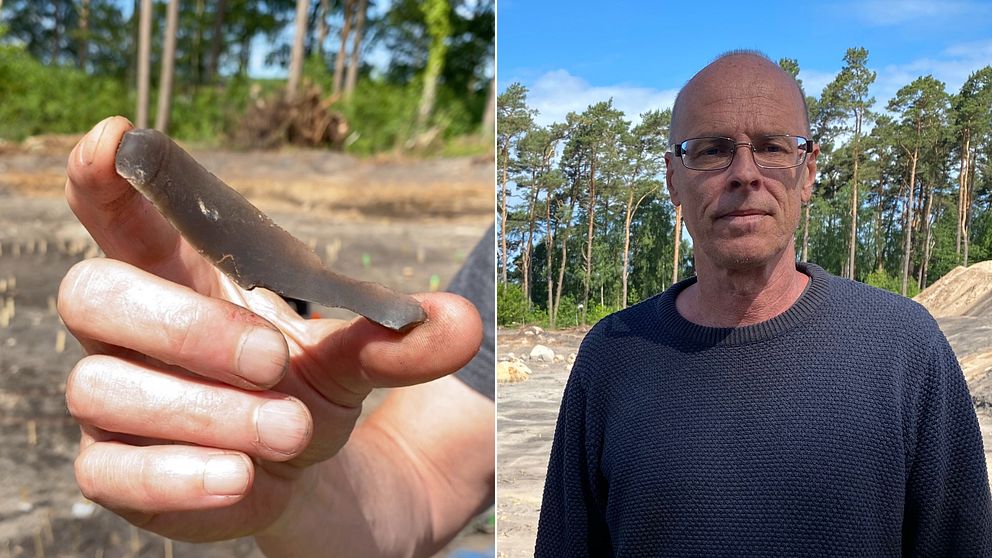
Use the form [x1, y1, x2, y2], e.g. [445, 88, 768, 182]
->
[65, 117, 212, 288]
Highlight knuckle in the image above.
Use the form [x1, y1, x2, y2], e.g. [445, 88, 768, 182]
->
[57, 260, 101, 326]
[73, 445, 103, 502]
[177, 386, 224, 430]
[165, 301, 202, 358]
[64, 355, 107, 419]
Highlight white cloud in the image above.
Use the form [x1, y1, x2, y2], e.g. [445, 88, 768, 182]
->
[797, 69, 837, 98]
[526, 69, 678, 127]
[795, 39, 992, 119]
[873, 38, 992, 107]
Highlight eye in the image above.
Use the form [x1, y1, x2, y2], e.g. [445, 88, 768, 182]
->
[754, 137, 794, 154]
[689, 139, 731, 158]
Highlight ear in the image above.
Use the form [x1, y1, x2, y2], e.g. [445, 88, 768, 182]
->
[801, 143, 819, 204]
[665, 152, 681, 207]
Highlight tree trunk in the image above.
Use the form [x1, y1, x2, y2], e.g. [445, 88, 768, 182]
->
[546, 195, 555, 327]
[957, 132, 971, 259]
[343, 0, 367, 100]
[802, 202, 810, 262]
[901, 150, 919, 295]
[154, 0, 180, 134]
[286, 0, 310, 101]
[414, 0, 450, 134]
[52, 1, 62, 65]
[849, 127, 860, 280]
[554, 235, 568, 330]
[206, 0, 227, 83]
[77, 0, 90, 70]
[523, 177, 539, 312]
[672, 205, 683, 284]
[238, 31, 251, 76]
[190, 0, 204, 85]
[919, 183, 935, 289]
[480, 78, 496, 134]
[331, 0, 353, 97]
[127, 0, 138, 92]
[554, 199, 576, 329]
[316, 0, 330, 58]
[499, 142, 509, 285]
[136, 0, 152, 128]
[873, 184, 883, 271]
[964, 147, 977, 266]
[581, 162, 597, 325]
[622, 192, 634, 309]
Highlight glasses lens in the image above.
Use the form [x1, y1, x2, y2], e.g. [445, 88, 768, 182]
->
[752, 136, 804, 168]
[681, 137, 734, 170]
[679, 136, 808, 170]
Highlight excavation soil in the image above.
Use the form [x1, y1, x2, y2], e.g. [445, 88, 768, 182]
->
[497, 277, 992, 557]
[0, 135, 494, 557]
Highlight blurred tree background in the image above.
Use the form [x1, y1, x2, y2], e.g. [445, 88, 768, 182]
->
[497, 50, 992, 328]
[0, 0, 494, 155]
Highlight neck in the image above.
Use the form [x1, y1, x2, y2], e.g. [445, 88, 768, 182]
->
[676, 246, 809, 328]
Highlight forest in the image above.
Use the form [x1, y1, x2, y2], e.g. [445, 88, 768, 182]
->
[0, 0, 494, 155]
[497, 49, 992, 328]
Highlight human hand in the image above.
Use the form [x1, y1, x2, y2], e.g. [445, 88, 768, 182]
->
[58, 117, 483, 542]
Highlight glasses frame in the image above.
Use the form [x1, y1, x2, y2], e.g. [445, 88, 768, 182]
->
[672, 135, 813, 171]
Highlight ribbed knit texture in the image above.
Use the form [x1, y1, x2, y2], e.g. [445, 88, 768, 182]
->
[535, 263, 992, 557]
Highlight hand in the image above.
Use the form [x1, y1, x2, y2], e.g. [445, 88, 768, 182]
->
[58, 117, 483, 543]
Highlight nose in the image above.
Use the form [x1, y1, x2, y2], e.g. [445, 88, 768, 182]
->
[725, 143, 763, 189]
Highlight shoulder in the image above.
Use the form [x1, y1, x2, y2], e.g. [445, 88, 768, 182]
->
[578, 292, 667, 352]
[808, 263, 941, 337]
[569, 294, 668, 386]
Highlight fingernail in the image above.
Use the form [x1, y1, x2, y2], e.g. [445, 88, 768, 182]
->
[203, 454, 250, 496]
[80, 117, 113, 166]
[256, 399, 311, 455]
[237, 327, 288, 386]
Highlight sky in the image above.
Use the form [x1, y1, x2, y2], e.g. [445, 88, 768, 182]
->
[498, 0, 992, 127]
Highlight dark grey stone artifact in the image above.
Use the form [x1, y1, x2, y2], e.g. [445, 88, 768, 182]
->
[115, 129, 426, 331]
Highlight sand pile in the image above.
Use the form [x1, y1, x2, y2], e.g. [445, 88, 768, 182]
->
[914, 261, 992, 318]
[915, 261, 992, 408]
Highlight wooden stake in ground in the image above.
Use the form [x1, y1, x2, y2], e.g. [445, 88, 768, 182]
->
[26, 420, 37, 446]
[285, 0, 309, 101]
[154, 0, 180, 134]
[136, 0, 152, 128]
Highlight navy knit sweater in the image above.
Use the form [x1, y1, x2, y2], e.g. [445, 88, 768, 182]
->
[535, 263, 992, 557]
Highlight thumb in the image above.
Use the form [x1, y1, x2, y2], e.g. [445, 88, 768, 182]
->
[298, 292, 483, 408]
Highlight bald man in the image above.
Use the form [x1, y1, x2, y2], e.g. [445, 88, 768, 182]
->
[535, 51, 991, 556]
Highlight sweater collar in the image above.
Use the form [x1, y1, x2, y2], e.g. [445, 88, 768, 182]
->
[654, 262, 830, 346]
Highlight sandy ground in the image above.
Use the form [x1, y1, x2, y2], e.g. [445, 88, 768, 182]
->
[496, 319, 992, 558]
[495, 327, 584, 558]
[0, 137, 494, 557]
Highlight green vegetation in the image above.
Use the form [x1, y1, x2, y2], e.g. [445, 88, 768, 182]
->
[498, 49, 992, 329]
[0, 1, 493, 156]
[0, 42, 128, 140]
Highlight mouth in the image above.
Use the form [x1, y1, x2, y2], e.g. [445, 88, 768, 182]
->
[718, 209, 769, 219]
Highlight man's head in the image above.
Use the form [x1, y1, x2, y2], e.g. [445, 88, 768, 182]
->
[665, 51, 818, 272]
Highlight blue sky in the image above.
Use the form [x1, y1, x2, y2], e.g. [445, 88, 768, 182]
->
[498, 0, 992, 126]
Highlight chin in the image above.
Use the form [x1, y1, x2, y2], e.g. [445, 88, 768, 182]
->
[704, 237, 790, 270]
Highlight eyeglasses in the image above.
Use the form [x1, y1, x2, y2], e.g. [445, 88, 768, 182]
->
[672, 135, 813, 171]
